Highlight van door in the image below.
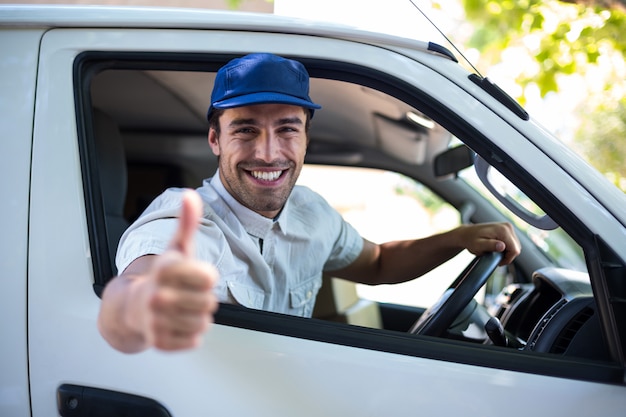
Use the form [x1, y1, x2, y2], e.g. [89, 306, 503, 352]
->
[29, 26, 626, 417]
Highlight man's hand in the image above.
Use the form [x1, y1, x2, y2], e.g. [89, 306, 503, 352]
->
[458, 222, 521, 265]
[99, 190, 219, 353]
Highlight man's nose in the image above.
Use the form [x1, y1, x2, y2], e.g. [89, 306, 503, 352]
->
[255, 131, 280, 161]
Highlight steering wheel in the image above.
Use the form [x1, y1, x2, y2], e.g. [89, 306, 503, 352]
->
[409, 252, 503, 337]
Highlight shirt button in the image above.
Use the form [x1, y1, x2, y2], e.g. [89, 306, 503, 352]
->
[306, 291, 312, 299]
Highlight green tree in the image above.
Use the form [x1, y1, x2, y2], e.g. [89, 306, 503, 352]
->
[460, 0, 626, 190]
[576, 98, 626, 189]
[461, 0, 625, 96]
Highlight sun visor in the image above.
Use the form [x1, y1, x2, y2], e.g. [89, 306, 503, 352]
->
[374, 113, 427, 164]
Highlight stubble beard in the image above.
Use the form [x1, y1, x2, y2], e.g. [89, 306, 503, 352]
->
[220, 159, 301, 217]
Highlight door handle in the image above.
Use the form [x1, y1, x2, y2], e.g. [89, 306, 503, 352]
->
[57, 384, 172, 417]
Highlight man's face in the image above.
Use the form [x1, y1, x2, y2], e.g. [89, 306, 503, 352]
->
[208, 103, 309, 218]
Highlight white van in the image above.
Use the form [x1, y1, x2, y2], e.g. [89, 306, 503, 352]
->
[1, 5, 625, 416]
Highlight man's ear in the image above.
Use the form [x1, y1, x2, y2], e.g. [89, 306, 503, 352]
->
[208, 129, 220, 156]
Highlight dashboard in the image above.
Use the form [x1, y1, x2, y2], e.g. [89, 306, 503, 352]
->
[492, 268, 610, 361]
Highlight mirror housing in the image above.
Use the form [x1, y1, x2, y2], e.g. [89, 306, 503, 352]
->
[434, 145, 475, 178]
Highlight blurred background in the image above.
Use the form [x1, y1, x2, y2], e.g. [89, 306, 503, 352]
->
[5, 0, 624, 191]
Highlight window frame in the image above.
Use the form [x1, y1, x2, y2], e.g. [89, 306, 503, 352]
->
[75, 51, 624, 384]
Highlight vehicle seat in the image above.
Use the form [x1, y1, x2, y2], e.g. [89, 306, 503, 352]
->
[93, 108, 129, 275]
[313, 274, 382, 328]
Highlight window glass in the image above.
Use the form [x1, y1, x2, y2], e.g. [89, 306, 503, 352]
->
[297, 165, 474, 308]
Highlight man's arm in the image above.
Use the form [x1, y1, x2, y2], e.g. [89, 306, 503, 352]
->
[97, 191, 219, 353]
[333, 222, 520, 285]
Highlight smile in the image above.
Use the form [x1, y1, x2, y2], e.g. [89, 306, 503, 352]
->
[250, 170, 283, 181]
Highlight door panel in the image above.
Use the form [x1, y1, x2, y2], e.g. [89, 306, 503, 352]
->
[0, 28, 43, 417]
[28, 27, 626, 417]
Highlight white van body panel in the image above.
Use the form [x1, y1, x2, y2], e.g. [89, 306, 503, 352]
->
[21, 24, 626, 416]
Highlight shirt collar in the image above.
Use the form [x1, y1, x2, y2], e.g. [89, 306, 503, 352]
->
[210, 170, 287, 239]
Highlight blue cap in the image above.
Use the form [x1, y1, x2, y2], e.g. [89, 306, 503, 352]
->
[207, 53, 321, 120]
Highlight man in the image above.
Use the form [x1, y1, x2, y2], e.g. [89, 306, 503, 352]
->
[98, 53, 520, 354]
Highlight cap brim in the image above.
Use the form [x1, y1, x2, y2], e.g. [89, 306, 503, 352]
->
[214, 92, 321, 110]
[207, 92, 321, 120]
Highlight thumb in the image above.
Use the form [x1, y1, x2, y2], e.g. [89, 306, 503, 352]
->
[169, 189, 203, 258]
[493, 240, 506, 253]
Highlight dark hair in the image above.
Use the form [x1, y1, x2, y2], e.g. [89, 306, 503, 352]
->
[208, 108, 226, 136]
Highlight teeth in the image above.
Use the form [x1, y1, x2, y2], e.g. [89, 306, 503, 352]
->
[251, 170, 282, 181]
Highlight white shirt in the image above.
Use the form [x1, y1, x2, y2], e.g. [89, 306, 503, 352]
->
[116, 172, 363, 317]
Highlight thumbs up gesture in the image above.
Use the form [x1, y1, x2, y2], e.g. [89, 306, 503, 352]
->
[98, 190, 219, 353]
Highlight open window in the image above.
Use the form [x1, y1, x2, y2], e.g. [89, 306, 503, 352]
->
[76, 51, 625, 384]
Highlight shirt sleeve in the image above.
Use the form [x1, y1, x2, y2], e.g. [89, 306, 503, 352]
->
[115, 218, 177, 274]
[115, 187, 226, 274]
[287, 185, 364, 272]
[115, 189, 184, 273]
[323, 215, 363, 272]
